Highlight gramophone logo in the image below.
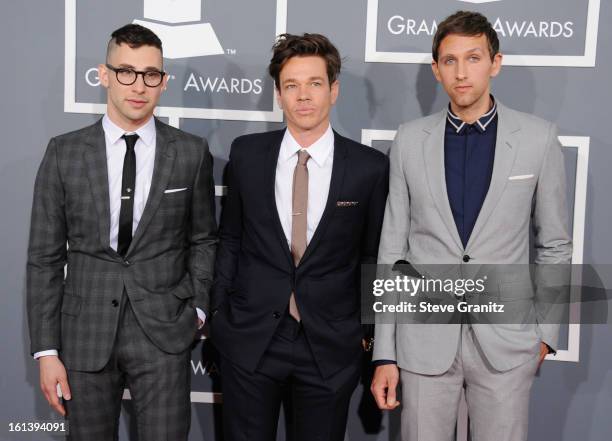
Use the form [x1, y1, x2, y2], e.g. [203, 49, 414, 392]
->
[65, 0, 287, 122]
[133, 0, 224, 59]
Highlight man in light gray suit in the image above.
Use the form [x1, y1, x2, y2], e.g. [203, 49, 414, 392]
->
[370, 11, 572, 441]
[27, 24, 217, 440]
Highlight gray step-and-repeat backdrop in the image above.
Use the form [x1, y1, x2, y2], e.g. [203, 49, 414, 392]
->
[1, 1, 610, 440]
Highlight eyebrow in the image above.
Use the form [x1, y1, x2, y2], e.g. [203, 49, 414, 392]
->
[116, 63, 163, 71]
[440, 48, 485, 60]
[282, 76, 326, 83]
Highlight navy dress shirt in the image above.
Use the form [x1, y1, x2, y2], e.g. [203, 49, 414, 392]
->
[444, 101, 498, 248]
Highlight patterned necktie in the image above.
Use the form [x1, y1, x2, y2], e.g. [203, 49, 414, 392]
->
[289, 149, 310, 321]
[117, 134, 139, 257]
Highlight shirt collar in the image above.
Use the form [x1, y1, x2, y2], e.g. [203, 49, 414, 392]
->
[447, 96, 497, 134]
[279, 124, 334, 167]
[102, 114, 156, 147]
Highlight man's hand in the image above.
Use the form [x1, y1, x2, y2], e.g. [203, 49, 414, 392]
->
[538, 342, 550, 369]
[371, 364, 401, 410]
[39, 356, 71, 416]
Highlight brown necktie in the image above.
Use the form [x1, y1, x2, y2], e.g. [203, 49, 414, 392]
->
[289, 149, 310, 321]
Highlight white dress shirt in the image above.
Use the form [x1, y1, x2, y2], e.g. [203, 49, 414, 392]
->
[103, 114, 156, 251]
[35, 115, 204, 360]
[275, 125, 334, 247]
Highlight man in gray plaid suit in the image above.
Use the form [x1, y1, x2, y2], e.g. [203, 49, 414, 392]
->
[26, 24, 217, 440]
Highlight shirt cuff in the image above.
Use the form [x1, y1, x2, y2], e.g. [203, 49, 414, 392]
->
[34, 350, 59, 359]
[196, 307, 206, 329]
[543, 342, 556, 355]
[372, 359, 397, 367]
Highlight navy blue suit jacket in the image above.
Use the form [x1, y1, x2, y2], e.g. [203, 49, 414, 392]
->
[210, 129, 389, 378]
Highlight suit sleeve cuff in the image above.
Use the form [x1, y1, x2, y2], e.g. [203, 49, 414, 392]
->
[372, 359, 397, 367]
[34, 350, 59, 359]
[196, 307, 206, 329]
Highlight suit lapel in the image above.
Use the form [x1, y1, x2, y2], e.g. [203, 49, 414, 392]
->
[466, 103, 520, 250]
[423, 110, 464, 251]
[265, 129, 294, 266]
[83, 120, 116, 255]
[127, 119, 176, 256]
[298, 131, 347, 266]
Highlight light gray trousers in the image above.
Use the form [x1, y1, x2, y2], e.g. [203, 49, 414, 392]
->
[400, 324, 540, 441]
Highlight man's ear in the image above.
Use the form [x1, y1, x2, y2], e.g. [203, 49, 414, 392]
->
[330, 80, 339, 105]
[162, 72, 169, 91]
[98, 64, 110, 89]
[431, 61, 442, 83]
[490, 52, 503, 78]
[275, 87, 283, 109]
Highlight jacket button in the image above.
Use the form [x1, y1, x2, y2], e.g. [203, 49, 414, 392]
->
[272, 311, 281, 319]
[463, 255, 471, 263]
[111, 299, 119, 307]
[123, 260, 131, 267]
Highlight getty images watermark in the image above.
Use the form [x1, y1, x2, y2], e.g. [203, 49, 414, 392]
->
[371, 273, 504, 314]
[360, 263, 611, 325]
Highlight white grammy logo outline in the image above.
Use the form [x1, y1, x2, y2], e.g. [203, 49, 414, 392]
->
[133, 0, 224, 59]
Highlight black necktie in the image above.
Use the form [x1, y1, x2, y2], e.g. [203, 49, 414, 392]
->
[117, 134, 139, 257]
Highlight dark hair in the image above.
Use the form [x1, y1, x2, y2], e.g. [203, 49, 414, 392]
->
[432, 11, 499, 62]
[106, 24, 163, 61]
[268, 33, 341, 90]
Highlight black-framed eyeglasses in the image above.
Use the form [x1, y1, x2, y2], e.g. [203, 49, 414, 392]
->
[105, 64, 166, 87]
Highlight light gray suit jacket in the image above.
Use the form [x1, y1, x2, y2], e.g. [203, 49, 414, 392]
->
[373, 103, 572, 374]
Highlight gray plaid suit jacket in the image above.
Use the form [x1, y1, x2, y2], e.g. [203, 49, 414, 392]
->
[27, 118, 217, 372]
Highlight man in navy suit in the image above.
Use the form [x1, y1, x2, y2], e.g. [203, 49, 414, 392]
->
[211, 33, 389, 441]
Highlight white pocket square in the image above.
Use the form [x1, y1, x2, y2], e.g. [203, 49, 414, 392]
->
[164, 187, 188, 194]
[508, 174, 534, 181]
